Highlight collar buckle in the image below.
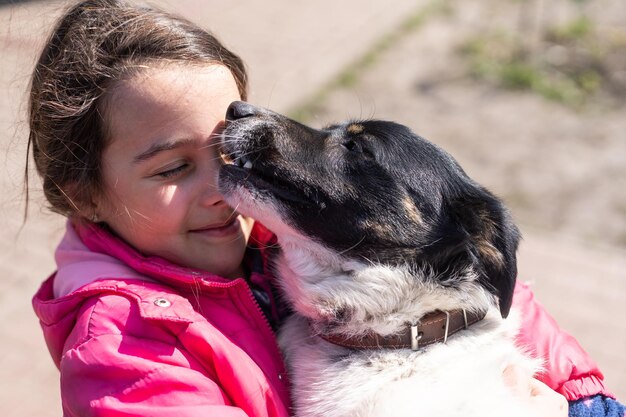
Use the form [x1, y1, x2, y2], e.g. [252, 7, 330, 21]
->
[411, 309, 465, 350]
[410, 324, 422, 350]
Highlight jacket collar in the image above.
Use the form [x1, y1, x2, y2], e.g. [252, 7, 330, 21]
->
[53, 218, 277, 298]
[53, 220, 148, 298]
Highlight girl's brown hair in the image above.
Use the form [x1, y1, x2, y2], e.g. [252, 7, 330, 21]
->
[27, 0, 248, 218]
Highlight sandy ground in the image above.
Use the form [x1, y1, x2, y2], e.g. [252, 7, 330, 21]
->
[0, 0, 624, 415]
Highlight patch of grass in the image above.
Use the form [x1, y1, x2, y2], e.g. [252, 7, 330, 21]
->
[288, 0, 448, 122]
[459, 15, 618, 108]
[500, 62, 539, 90]
[548, 16, 592, 43]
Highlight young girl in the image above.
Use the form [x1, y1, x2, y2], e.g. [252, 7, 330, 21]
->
[29, 1, 622, 416]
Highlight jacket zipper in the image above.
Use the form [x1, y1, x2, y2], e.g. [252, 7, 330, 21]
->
[240, 282, 291, 414]
[241, 282, 288, 377]
[191, 274, 288, 383]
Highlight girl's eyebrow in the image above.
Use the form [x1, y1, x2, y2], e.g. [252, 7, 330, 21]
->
[133, 138, 196, 164]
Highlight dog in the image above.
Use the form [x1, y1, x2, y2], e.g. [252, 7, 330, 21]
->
[218, 101, 540, 417]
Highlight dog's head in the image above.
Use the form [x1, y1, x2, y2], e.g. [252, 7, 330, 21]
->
[218, 102, 520, 318]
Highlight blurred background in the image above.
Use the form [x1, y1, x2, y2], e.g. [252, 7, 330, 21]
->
[1, 0, 624, 415]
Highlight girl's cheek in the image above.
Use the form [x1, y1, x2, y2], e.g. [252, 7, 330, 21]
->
[155, 184, 179, 206]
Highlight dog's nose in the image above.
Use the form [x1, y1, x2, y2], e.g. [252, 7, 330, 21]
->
[226, 101, 259, 121]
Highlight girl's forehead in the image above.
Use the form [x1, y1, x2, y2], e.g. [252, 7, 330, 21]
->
[109, 63, 237, 106]
[102, 63, 239, 148]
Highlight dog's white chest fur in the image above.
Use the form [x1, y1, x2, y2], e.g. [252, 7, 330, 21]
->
[279, 308, 538, 417]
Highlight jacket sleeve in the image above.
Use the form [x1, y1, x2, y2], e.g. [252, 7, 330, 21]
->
[60, 333, 250, 417]
[512, 281, 614, 402]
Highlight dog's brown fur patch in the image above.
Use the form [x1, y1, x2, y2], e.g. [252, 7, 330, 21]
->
[475, 211, 505, 269]
[402, 195, 422, 224]
[360, 219, 395, 239]
[347, 124, 364, 135]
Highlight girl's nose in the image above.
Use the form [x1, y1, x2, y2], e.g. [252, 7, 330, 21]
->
[198, 123, 232, 207]
[199, 186, 228, 208]
[194, 161, 223, 208]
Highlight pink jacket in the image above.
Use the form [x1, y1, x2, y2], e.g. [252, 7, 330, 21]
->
[33, 220, 290, 417]
[33, 220, 612, 416]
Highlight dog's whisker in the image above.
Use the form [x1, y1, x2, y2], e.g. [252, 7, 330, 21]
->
[337, 235, 366, 256]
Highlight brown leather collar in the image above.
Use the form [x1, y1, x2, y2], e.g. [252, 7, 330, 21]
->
[318, 309, 487, 350]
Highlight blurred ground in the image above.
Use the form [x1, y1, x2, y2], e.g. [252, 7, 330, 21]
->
[0, 1, 624, 416]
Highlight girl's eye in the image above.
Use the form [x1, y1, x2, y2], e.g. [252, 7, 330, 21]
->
[155, 163, 189, 179]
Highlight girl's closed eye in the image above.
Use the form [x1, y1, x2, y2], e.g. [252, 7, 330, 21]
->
[154, 162, 190, 179]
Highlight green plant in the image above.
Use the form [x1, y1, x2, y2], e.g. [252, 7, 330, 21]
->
[459, 11, 614, 109]
[548, 16, 593, 43]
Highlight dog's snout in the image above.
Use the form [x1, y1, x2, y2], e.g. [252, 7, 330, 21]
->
[226, 101, 259, 121]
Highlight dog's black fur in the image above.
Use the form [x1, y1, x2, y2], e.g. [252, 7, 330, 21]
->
[219, 101, 520, 317]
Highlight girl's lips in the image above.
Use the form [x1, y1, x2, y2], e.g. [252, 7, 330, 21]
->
[190, 216, 240, 238]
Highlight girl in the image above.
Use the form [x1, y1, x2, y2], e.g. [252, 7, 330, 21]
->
[28, 0, 621, 416]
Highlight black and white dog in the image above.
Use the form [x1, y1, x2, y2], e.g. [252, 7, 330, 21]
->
[218, 101, 539, 417]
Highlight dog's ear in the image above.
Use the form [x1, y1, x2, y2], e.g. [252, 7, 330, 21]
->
[449, 188, 521, 318]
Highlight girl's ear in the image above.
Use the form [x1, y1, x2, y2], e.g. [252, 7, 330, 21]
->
[63, 181, 101, 222]
[450, 188, 521, 318]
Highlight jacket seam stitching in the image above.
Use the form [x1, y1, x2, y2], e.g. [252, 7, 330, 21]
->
[70, 332, 184, 354]
[85, 297, 101, 340]
[83, 286, 195, 323]
[77, 294, 191, 347]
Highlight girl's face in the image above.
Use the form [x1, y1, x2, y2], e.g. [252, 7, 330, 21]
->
[96, 63, 253, 278]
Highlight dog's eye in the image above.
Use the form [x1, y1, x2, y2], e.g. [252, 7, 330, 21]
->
[342, 140, 374, 159]
[342, 140, 359, 152]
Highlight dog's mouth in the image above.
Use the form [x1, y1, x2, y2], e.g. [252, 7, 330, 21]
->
[219, 146, 309, 204]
